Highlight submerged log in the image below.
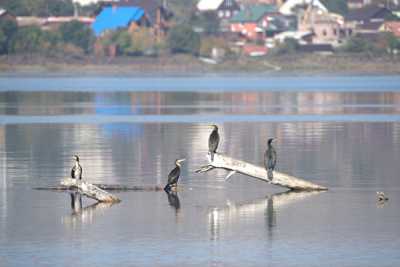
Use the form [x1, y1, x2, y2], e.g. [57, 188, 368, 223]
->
[196, 153, 327, 191]
[61, 178, 121, 203]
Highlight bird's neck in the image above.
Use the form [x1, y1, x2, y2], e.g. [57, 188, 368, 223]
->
[176, 163, 181, 167]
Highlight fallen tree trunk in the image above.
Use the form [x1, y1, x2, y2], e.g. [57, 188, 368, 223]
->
[61, 178, 121, 203]
[196, 153, 327, 191]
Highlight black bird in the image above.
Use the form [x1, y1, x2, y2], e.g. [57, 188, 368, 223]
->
[208, 124, 220, 161]
[377, 191, 389, 202]
[164, 159, 186, 192]
[264, 138, 277, 181]
[71, 155, 83, 180]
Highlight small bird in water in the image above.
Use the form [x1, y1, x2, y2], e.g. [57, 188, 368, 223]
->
[164, 159, 186, 192]
[208, 124, 220, 161]
[71, 155, 83, 180]
[377, 191, 388, 202]
[264, 138, 277, 181]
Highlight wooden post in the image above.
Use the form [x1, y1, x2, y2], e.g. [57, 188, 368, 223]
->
[196, 153, 327, 191]
[61, 178, 121, 203]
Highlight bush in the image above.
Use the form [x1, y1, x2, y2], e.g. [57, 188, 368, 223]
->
[59, 20, 94, 53]
[273, 38, 299, 55]
[189, 11, 220, 35]
[167, 24, 200, 55]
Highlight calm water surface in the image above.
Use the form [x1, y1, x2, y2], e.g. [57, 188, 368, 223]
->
[0, 76, 400, 267]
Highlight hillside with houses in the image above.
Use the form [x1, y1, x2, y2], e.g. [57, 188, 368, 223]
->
[0, 0, 399, 72]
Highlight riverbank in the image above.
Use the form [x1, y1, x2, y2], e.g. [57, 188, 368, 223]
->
[0, 53, 399, 75]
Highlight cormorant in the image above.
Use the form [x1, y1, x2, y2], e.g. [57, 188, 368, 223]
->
[264, 138, 277, 181]
[208, 124, 220, 161]
[164, 158, 186, 192]
[71, 155, 83, 180]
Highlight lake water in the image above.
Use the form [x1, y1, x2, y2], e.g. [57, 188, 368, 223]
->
[0, 75, 400, 267]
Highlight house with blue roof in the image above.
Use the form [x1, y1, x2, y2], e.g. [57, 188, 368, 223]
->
[92, 6, 149, 36]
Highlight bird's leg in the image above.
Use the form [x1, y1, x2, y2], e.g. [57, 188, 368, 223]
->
[195, 165, 215, 173]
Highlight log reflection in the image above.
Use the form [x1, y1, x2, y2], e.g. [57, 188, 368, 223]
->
[208, 190, 325, 241]
[62, 192, 116, 227]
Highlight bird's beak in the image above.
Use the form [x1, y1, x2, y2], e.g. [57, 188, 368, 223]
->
[177, 158, 186, 163]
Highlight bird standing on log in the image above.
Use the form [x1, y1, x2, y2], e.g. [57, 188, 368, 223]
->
[71, 155, 83, 180]
[264, 138, 277, 181]
[164, 159, 186, 192]
[208, 125, 220, 161]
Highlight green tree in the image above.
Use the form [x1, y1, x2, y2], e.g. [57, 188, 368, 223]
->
[10, 26, 45, 54]
[384, 32, 400, 55]
[3, 0, 74, 16]
[190, 11, 220, 35]
[47, 0, 74, 16]
[0, 19, 18, 54]
[59, 20, 94, 53]
[167, 24, 200, 55]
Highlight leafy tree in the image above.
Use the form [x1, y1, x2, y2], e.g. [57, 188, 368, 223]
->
[129, 28, 155, 55]
[321, 0, 348, 16]
[0, 19, 18, 54]
[10, 26, 45, 54]
[190, 11, 220, 35]
[2, 0, 74, 16]
[47, 0, 74, 16]
[59, 20, 94, 53]
[167, 24, 200, 55]
[384, 32, 400, 55]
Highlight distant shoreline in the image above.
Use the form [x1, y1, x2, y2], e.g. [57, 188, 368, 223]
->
[0, 54, 399, 76]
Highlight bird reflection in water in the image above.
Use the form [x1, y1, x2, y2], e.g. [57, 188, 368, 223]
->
[165, 190, 181, 221]
[63, 192, 115, 227]
[207, 190, 324, 241]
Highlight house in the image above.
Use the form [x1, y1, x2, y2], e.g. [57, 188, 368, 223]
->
[299, 9, 353, 45]
[279, 0, 327, 15]
[242, 43, 268, 56]
[197, 0, 240, 19]
[230, 4, 279, 40]
[346, 5, 393, 34]
[380, 21, 400, 37]
[101, 0, 172, 39]
[92, 6, 148, 36]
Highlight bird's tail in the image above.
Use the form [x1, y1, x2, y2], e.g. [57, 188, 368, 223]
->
[268, 169, 274, 181]
[210, 152, 214, 162]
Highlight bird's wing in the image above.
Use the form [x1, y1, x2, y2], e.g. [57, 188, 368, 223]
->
[79, 165, 83, 179]
[167, 166, 180, 184]
[272, 149, 277, 167]
[71, 166, 76, 178]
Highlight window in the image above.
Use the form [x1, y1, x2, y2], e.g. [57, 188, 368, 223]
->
[322, 30, 327, 36]
[333, 29, 337, 36]
[218, 11, 224, 18]
[225, 10, 230, 17]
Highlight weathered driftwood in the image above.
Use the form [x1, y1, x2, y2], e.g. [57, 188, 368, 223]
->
[61, 178, 121, 203]
[196, 153, 327, 191]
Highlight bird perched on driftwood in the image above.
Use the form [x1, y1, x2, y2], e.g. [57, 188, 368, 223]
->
[208, 124, 220, 161]
[264, 138, 277, 181]
[164, 159, 186, 192]
[377, 191, 388, 202]
[71, 155, 83, 180]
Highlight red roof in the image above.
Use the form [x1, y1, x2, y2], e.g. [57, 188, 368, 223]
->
[384, 21, 400, 38]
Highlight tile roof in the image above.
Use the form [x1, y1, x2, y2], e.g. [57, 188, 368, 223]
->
[230, 4, 277, 23]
